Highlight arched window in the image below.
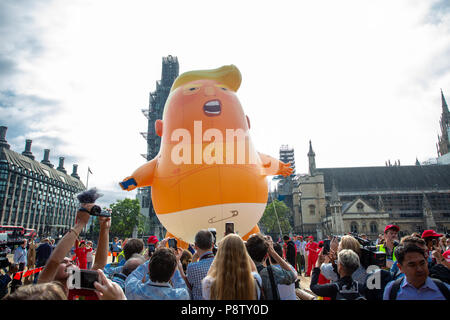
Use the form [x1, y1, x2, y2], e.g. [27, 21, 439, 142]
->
[370, 222, 378, 234]
[309, 204, 315, 215]
[350, 221, 358, 233]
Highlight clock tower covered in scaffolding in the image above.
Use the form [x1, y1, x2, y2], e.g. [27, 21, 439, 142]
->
[137, 56, 179, 235]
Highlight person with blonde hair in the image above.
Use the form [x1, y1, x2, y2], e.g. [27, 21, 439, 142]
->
[202, 234, 262, 300]
[319, 235, 366, 285]
[2, 281, 67, 300]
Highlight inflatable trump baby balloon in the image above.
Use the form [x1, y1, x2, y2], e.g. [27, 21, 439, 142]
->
[120, 65, 292, 244]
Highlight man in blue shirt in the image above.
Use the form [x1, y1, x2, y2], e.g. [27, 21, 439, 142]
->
[13, 240, 27, 271]
[125, 244, 190, 300]
[186, 229, 215, 300]
[104, 238, 144, 278]
[110, 237, 121, 263]
[384, 243, 450, 300]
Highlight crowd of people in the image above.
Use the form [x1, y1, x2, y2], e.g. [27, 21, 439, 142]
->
[1, 203, 449, 301]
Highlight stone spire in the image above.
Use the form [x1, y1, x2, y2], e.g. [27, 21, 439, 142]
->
[331, 179, 340, 203]
[308, 140, 316, 176]
[441, 88, 449, 114]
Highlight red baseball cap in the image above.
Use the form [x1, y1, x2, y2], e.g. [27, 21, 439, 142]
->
[421, 230, 443, 239]
[384, 225, 399, 233]
[308, 236, 314, 240]
[147, 236, 158, 244]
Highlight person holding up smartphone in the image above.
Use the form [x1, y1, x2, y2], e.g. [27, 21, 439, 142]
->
[37, 202, 113, 299]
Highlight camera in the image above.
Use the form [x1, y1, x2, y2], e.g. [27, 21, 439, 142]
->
[67, 267, 99, 290]
[208, 228, 218, 255]
[322, 239, 331, 255]
[76, 188, 111, 217]
[89, 205, 111, 217]
[350, 233, 386, 269]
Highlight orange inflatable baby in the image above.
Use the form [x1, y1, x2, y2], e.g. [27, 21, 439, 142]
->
[120, 65, 292, 245]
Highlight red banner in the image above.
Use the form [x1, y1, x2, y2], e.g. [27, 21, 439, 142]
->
[13, 267, 43, 280]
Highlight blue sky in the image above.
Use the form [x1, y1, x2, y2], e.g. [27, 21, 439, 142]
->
[1, 0, 450, 207]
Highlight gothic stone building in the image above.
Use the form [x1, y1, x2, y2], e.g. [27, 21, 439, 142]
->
[292, 141, 450, 241]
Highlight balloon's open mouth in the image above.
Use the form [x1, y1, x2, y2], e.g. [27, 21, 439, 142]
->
[203, 100, 221, 116]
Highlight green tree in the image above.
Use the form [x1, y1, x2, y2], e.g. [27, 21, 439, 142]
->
[259, 200, 292, 236]
[93, 198, 144, 238]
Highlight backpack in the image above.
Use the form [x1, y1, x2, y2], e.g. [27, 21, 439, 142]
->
[389, 277, 450, 300]
[429, 263, 450, 285]
[335, 280, 366, 300]
[256, 264, 280, 300]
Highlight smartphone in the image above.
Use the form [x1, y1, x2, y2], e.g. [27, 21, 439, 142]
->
[148, 243, 155, 253]
[323, 239, 330, 255]
[168, 238, 177, 250]
[67, 267, 99, 290]
[225, 222, 234, 235]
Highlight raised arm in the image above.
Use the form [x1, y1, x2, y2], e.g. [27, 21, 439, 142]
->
[38, 204, 93, 284]
[258, 152, 293, 177]
[119, 157, 158, 191]
[92, 215, 111, 270]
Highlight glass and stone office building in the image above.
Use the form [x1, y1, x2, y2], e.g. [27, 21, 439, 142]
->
[0, 126, 85, 237]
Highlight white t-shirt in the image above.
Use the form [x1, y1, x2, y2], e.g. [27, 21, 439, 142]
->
[202, 271, 262, 300]
[274, 264, 298, 300]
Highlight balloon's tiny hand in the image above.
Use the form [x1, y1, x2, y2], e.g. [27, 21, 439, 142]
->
[119, 177, 137, 191]
[278, 163, 293, 177]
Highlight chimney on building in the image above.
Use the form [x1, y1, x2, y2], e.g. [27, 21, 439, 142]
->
[41, 149, 54, 168]
[0, 126, 11, 149]
[71, 164, 80, 179]
[57, 157, 67, 174]
[22, 139, 35, 160]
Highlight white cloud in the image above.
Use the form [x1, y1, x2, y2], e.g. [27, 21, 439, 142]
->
[1, 0, 450, 204]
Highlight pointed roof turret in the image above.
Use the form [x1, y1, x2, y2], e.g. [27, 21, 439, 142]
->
[331, 179, 340, 203]
[441, 89, 449, 114]
[308, 140, 315, 156]
[308, 140, 316, 176]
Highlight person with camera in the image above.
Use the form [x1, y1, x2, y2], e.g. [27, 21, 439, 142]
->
[38, 200, 113, 299]
[310, 249, 365, 300]
[245, 234, 297, 300]
[124, 238, 190, 300]
[185, 229, 215, 300]
[269, 242, 299, 300]
[320, 235, 367, 286]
